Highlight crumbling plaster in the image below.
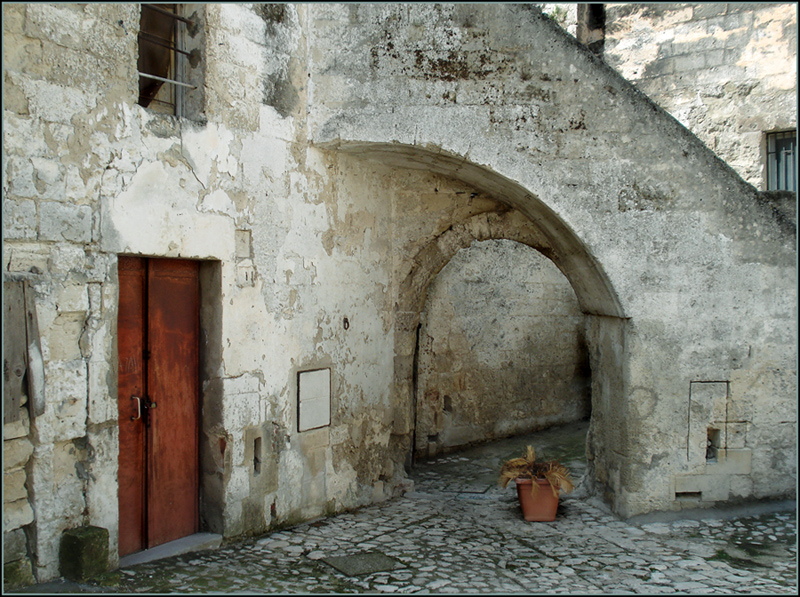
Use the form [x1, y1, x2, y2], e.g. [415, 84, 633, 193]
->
[2, 3, 796, 583]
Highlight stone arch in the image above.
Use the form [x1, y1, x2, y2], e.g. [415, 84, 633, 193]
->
[312, 4, 797, 516]
[323, 141, 627, 319]
[397, 209, 584, 314]
[409, 228, 592, 460]
[321, 141, 632, 509]
[337, 144, 632, 475]
[392, 206, 614, 457]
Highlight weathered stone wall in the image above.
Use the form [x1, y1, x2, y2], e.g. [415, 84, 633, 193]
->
[3, 3, 132, 582]
[415, 239, 589, 457]
[2, 2, 796, 584]
[4, 2, 410, 581]
[3, 405, 35, 588]
[603, 2, 798, 189]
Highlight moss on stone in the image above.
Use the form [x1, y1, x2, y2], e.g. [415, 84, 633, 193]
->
[3, 558, 35, 589]
[59, 525, 109, 582]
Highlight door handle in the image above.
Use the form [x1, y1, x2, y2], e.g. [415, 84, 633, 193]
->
[131, 396, 141, 421]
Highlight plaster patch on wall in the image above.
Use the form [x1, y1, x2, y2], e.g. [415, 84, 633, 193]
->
[100, 161, 236, 259]
[180, 124, 239, 186]
[200, 189, 237, 217]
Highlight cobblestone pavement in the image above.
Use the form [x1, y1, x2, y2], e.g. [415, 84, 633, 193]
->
[15, 422, 797, 594]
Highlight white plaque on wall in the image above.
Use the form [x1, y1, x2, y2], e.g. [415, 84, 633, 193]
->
[298, 368, 331, 432]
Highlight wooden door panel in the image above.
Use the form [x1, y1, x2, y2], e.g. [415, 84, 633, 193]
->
[146, 258, 200, 547]
[118, 256, 200, 555]
[117, 257, 147, 557]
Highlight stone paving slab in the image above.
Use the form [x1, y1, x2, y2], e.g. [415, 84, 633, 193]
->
[10, 423, 797, 594]
[321, 552, 404, 577]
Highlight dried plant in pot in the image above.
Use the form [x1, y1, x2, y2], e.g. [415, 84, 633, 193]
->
[499, 446, 574, 521]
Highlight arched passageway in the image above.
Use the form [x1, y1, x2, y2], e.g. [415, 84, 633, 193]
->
[388, 202, 627, 496]
[321, 141, 627, 319]
[329, 143, 632, 491]
[320, 141, 645, 513]
[414, 238, 591, 460]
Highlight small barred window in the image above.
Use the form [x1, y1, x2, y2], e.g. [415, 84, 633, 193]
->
[766, 130, 796, 192]
[137, 4, 204, 119]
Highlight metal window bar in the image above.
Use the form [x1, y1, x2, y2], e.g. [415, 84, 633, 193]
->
[767, 131, 797, 192]
[139, 4, 200, 116]
[142, 3, 196, 26]
[138, 71, 196, 89]
[138, 31, 192, 57]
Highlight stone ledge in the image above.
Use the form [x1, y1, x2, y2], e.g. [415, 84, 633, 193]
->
[704, 448, 752, 475]
[118, 532, 222, 568]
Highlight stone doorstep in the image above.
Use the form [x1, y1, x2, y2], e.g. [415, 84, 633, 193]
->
[118, 533, 222, 568]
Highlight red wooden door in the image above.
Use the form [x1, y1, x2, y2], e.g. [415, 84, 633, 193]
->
[118, 257, 200, 556]
[118, 257, 147, 556]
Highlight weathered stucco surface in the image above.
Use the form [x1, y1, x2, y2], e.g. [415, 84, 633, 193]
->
[2, 3, 796, 585]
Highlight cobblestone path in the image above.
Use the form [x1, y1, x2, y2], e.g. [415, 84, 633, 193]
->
[14, 422, 797, 594]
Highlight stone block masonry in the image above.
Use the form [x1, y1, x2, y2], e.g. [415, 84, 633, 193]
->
[603, 2, 797, 189]
[3, 408, 35, 589]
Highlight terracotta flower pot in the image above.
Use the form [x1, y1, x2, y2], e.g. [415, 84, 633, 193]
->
[514, 478, 559, 521]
